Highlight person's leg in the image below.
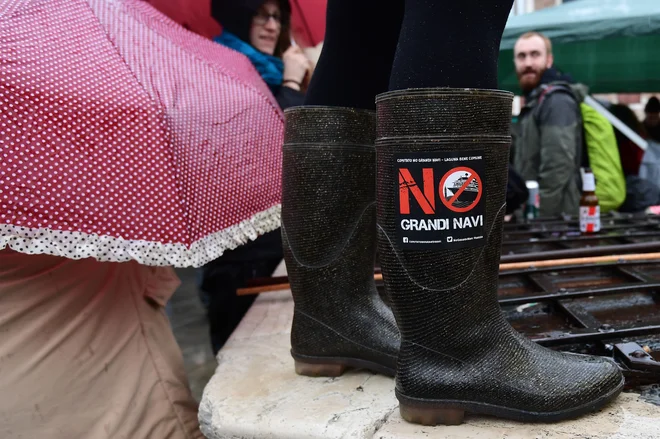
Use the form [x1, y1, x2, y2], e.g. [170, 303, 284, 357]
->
[307, 0, 510, 108]
[206, 263, 244, 354]
[389, 0, 512, 90]
[204, 230, 284, 354]
[375, 0, 623, 426]
[282, 0, 404, 377]
[304, 0, 403, 110]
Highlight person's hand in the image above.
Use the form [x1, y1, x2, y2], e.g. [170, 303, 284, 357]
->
[282, 46, 311, 90]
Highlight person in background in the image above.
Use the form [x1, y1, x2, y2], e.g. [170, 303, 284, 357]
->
[202, 0, 311, 354]
[213, 0, 311, 109]
[511, 31, 584, 217]
[609, 104, 646, 177]
[612, 100, 660, 213]
[644, 96, 660, 143]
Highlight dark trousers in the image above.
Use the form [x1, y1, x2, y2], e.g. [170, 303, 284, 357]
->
[305, 0, 514, 110]
[200, 229, 283, 354]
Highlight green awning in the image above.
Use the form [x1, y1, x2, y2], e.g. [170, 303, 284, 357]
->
[499, 0, 660, 94]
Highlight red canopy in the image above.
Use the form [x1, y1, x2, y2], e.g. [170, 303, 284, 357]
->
[143, 0, 221, 39]
[289, 0, 327, 48]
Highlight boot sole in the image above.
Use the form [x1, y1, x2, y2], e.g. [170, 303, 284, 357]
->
[396, 376, 625, 426]
[291, 351, 396, 378]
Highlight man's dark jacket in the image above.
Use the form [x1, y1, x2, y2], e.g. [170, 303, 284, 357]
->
[512, 68, 586, 216]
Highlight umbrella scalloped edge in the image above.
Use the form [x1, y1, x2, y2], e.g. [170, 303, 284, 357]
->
[0, 205, 281, 268]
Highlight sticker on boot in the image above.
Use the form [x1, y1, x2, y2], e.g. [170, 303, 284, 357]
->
[395, 151, 485, 250]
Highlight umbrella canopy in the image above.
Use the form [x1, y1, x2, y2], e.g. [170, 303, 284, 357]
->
[499, 0, 660, 94]
[289, 0, 326, 48]
[0, 0, 284, 267]
[142, 0, 221, 39]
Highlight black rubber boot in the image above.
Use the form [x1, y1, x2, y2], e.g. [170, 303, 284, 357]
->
[375, 89, 623, 425]
[282, 106, 399, 377]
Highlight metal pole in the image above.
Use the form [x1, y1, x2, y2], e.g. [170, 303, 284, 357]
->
[499, 242, 660, 264]
[236, 251, 660, 295]
[585, 95, 649, 151]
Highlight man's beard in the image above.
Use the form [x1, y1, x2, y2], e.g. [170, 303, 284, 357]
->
[517, 68, 544, 93]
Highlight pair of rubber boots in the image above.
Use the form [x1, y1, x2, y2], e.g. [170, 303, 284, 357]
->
[281, 88, 623, 426]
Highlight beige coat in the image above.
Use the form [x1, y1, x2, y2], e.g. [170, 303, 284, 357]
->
[0, 249, 204, 439]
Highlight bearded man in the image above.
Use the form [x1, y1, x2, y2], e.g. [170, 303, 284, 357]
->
[512, 31, 585, 216]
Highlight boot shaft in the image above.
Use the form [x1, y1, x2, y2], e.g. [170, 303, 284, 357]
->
[283, 107, 377, 270]
[375, 88, 513, 350]
[374, 89, 623, 423]
[283, 106, 399, 374]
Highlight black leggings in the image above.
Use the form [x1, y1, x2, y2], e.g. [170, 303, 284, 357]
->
[304, 0, 513, 110]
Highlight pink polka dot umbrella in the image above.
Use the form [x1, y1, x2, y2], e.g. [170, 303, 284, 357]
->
[0, 0, 284, 267]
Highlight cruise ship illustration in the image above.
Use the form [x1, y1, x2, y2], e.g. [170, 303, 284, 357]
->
[445, 173, 479, 204]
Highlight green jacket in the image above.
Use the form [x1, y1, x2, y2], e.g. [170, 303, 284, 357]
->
[512, 82, 587, 217]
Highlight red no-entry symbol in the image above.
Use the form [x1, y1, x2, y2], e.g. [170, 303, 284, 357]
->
[439, 167, 482, 213]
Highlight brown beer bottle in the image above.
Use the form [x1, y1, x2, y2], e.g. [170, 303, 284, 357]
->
[579, 169, 600, 233]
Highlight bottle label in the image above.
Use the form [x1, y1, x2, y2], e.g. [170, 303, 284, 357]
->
[580, 206, 600, 233]
[525, 191, 540, 220]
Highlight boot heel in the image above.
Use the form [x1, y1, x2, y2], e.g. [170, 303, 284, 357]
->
[400, 404, 465, 426]
[294, 360, 346, 377]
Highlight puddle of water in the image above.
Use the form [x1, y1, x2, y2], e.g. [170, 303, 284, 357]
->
[502, 303, 576, 338]
[639, 384, 660, 406]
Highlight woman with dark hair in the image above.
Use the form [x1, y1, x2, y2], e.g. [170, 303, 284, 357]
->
[281, 0, 623, 426]
[201, 0, 311, 354]
[212, 0, 310, 109]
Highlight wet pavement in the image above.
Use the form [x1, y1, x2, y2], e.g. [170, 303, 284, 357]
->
[199, 290, 660, 439]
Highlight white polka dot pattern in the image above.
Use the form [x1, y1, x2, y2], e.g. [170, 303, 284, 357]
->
[0, 0, 284, 267]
